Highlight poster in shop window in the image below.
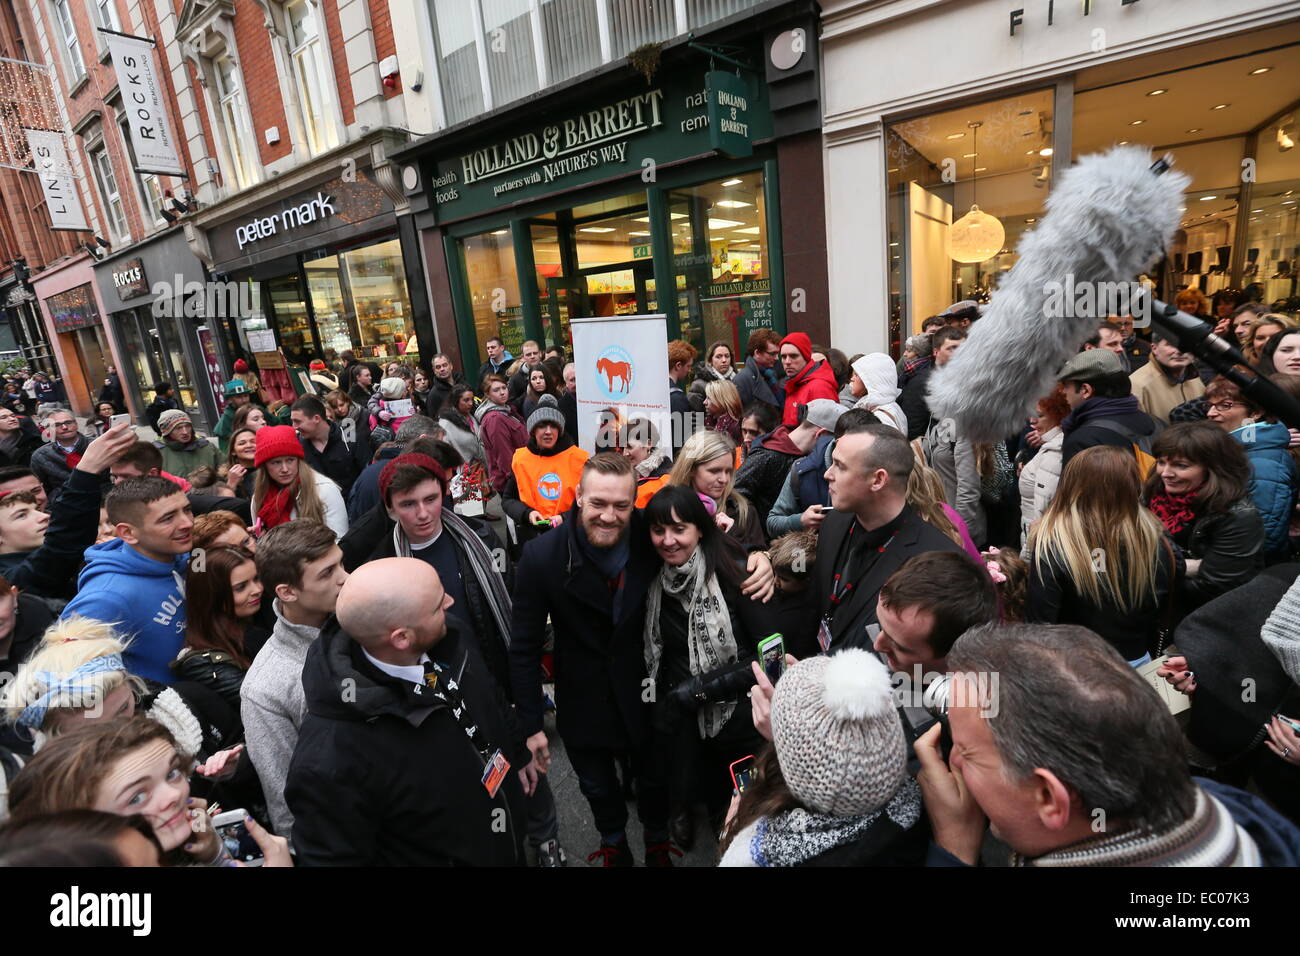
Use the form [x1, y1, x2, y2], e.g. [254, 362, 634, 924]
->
[570, 314, 671, 458]
[99, 30, 185, 176]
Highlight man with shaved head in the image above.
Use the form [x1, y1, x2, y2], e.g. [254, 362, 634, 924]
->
[284, 557, 533, 865]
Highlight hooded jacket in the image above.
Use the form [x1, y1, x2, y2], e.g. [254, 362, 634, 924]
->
[780, 359, 839, 426]
[475, 399, 528, 494]
[767, 432, 835, 538]
[62, 539, 188, 684]
[735, 425, 807, 521]
[1230, 421, 1299, 557]
[851, 354, 908, 435]
[285, 617, 527, 866]
[156, 435, 223, 478]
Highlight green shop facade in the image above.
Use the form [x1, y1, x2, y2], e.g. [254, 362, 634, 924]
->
[395, 2, 827, 375]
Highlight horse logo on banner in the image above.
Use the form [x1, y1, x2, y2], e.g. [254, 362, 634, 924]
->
[594, 345, 634, 400]
[537, 472, 563, 500]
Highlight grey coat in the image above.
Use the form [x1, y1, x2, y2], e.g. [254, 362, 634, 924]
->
[239, 600, 321, 838]
[925, 417, 986, 549]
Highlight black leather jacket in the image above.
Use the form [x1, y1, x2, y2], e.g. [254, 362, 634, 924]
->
[1181, 497, 1265, 611]
[171, 649, 246, 710]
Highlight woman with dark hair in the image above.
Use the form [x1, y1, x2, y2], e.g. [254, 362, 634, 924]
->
[437, 384, 486, 467]
[1017, 384, 1070, 556]
[1027, 446, 1180, 664]
[231, 402, 268, 435]
[172, 546, 267, 708]
[7, 717, 289, 866]
[1143, 421, 1264, 612]
[643, 484, 767, 848]
[737, 402, 778, 465]
[688, 341, 737, 412]
[85, 401, 118, 438]
[1205, 376, 1298, 562]
[517, 364, 559, 420]
[0, 809, 162, 866]
[1260, 327, 1300, 377]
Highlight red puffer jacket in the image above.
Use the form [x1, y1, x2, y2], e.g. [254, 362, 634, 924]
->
[780, 359, 839, 425]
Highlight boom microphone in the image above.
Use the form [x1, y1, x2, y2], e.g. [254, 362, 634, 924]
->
[926, 145, 1189, 444]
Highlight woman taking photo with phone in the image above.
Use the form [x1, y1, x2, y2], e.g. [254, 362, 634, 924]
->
[86, 401, 118, 438]
[1026, 446, 1180, 665]
[666, 430, 764, 549]
[7, 717, 289, 866]
[643, 485, 766, 850]
[1143, 421, 1263, 613]
[718, 650, 927, 867]
[251, 425, 348, 537]
[173, 546, 267, 709]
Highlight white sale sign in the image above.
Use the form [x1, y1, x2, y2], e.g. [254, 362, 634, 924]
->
[570, 314, 672, 457]
[25, 129, 89, 231]
[101, 30, 184, 176]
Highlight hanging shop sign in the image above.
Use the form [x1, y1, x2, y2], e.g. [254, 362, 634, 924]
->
[110, 258, 149, 300]
[24, 129, 90, 231]
[706, 71, 753, 159]
[99, 30, 185, 176]
[427, 69, 773, 222]
[45, 283, 103, 333]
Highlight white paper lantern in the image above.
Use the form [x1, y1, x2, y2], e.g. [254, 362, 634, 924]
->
[949, 205, 1005, 263]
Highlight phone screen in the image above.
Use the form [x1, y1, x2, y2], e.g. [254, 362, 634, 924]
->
[216, 819, 264, 865]
[730, 756, 755, 793]
[760, 639, 784, 684]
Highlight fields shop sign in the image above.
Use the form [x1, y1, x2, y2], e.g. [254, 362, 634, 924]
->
[427, 72, 772, 221]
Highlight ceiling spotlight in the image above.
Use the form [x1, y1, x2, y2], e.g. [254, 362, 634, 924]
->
[1129, 119, 1146, 126]
[1039, 147, 1053, 157]
[1249, 66, 1272, 75]
[1146, 89, 1168, 96]
[721, 178, 743, 186]
[1186, 128, 1202, 133]
[1200, 195, 1217, 201]
[1211, 103, 1230, 110]
[1118, 140, 1129, 146]
[946, 133, 965, 140]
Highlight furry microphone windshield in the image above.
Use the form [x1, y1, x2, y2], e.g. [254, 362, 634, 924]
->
[926, 145, 1190, 444]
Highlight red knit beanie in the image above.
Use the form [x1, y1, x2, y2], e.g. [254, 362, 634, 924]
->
[379, 453, 448, 505]
[233, 359, 249, 373]
[254, 425, 305, 468]
[781, 332, 812, 363]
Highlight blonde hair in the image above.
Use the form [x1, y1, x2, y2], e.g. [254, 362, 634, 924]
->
[667, 430, 750, 528]
[1029, 445, 1164, 614]
[905, 461, 963, 548]
[704, 380, 743, 421]
[253, 459, 330, 525]
[0, 616, 144, 733]
[1244, 313, 1300, 362]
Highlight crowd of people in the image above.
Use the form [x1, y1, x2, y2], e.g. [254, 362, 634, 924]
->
[2, 296, 1300, 870]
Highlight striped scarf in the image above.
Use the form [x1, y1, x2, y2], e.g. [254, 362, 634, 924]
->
[1013, 787, 1259, 867]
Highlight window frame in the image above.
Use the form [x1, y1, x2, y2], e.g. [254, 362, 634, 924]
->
[213, 54, 259, 190]
[283, 0, 339, 157]
[89, 144, 131, 243]
[51, 0, 87, 84]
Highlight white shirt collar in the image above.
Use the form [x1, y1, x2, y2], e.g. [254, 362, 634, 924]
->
[362, 648, 430, 687]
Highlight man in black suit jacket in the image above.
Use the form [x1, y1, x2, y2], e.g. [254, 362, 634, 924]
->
[816, 423, 963, 653]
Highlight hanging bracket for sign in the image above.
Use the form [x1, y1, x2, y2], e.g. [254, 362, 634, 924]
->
[686, 37, 754, 75]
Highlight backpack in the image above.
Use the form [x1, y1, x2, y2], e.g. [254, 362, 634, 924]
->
[1092, 418, 1164, 479]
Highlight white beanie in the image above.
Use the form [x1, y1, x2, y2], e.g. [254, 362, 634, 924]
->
[379, 377, 407, 400]
[770, 649, 907, 817]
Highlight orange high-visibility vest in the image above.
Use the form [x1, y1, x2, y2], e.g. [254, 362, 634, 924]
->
[635, 474, 669, 509]
[512, 445, 589, 518]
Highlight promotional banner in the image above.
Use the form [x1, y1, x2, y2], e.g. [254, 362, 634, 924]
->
[100, 30, 185, 176]
[570, 314, 671, 457]
[24, 129, 89, 231]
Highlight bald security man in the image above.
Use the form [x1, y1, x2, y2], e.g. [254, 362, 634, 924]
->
[284, 557, 535, 865]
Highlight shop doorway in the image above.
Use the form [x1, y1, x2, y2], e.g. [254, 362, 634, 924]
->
[115, 308, 210, 431]
[71, 326, 109, 409]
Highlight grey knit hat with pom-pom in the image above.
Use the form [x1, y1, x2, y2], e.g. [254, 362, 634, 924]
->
[770, 649, 907, 817]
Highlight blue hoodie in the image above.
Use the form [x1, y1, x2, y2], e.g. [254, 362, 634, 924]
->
[1231, 421, 1299, 556]
[62, 539, 188, 684]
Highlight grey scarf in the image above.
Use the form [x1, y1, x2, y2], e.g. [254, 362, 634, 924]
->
[751, 779, 923, 866]
[643, 547, 737, 738]
[1261, 574, 1300, 687]
[634, 450, 668, 479]
[391, 511, 513, 648]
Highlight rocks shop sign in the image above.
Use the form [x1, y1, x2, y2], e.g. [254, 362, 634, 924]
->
[427, 72, 773, 221]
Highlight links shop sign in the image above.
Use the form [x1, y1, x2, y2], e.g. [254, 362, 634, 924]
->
[427, 71, 772, 221]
